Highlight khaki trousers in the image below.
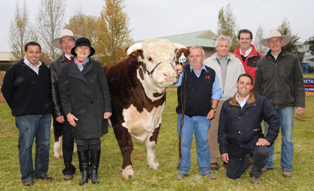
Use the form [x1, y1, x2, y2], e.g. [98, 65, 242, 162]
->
[208, 100, 225, 164]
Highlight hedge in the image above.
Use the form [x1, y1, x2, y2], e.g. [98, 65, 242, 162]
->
[0, 63, 13, 71]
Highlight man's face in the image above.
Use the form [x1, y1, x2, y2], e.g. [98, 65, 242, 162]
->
[268, 37, 283, 54]
[60, 37, 75, 55]
[189, 48, 205, 70]
[239, 33, 252, 50]
[24, 45, 41, 65]
[216, 40, 230, 59]
[236, 76, 252, 97]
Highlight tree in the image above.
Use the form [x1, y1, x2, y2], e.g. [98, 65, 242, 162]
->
[217, 3, 238, 52]
[8, 0, 37, 60]
[37, 0, 66, 62]
[96, 0, 133, 65]
[305, 36, 314, 55]
[278, 18, 301, 55]
[64, 12, 98, 45]
[253, 24, 268, 55]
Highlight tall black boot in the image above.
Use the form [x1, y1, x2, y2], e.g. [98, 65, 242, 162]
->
[78, 150, 89, 185]
[90, 150, 101, 184]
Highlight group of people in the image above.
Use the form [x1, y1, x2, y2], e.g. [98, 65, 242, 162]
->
[2, 29, 112, 186]
[1, 27, 305, 186]
[173, 28, 305, 184]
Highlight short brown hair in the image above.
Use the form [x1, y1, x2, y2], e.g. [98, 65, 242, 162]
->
[238, 29, 253, 40]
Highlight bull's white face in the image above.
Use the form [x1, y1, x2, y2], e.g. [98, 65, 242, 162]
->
[138, 39, 178, 90]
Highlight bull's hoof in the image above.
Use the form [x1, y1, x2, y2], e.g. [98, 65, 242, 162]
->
[54, 153, 63, 158]
[148, 162, 160, 170]
[122, 165, 134, 179]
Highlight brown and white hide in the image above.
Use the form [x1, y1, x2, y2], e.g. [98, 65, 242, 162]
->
[103, 38, 189, 179]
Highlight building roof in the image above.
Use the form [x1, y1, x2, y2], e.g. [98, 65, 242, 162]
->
[0, 51, 19, 61]
[136, 30, 217, 48]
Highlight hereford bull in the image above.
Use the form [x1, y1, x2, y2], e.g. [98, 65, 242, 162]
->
[103, 39, 189, 179]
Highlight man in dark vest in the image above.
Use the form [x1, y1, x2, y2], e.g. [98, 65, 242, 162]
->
[173, 45, 222, 180]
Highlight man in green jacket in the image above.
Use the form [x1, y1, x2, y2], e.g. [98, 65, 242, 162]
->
[253, 29, 305, 178]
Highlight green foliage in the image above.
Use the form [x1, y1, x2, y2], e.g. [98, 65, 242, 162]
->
[0, 63, 13, 71]
[278, 18, 301, 55]
[305, 36, 314, 55]
[217, 3, 239, 52]
[1, 92, 314, 190]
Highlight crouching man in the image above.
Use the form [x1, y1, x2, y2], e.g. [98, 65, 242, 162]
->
[218, 74, 280, 184]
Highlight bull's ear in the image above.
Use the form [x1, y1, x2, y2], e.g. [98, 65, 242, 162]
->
[176, 48, 190, 59]
[128, 50, 144, 60]
[125, 47, 130, 54]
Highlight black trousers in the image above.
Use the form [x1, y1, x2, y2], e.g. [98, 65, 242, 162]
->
[226, 145, 268, 179]
[77, 138, 101, 151]
[59, 119, 76, 175]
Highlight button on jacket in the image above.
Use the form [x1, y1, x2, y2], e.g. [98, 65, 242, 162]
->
[218, 93, 280, 159]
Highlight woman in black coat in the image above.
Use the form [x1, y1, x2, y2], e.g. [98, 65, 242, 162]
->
[59, 37, 112, 185]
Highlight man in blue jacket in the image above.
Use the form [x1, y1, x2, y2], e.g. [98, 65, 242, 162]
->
[218, 74, 280, 184]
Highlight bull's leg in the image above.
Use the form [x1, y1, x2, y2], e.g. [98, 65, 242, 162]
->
[114, 125, 134, 179]
[73, 139, 77, 153]
[146, 124, 160, 170]
[52, 119, 63, 158]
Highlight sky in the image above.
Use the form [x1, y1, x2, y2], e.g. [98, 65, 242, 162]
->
[0, 0, 314, 51]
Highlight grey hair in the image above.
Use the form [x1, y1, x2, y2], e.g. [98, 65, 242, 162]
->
[215, 35, 232, 47]
[190, 45, 205, 56]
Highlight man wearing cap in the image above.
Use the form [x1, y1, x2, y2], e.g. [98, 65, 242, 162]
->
[233, 29, 263, 85]
[50, 29, 81, 180]
[254, 29, 305, 178]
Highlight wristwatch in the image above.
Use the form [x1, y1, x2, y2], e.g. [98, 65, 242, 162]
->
[211, 107, 217, 112]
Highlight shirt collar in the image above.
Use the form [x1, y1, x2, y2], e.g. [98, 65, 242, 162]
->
[216, 52, 230, 60]
[236, 93, 250, 108]
[24, 57, 42, 68]
[189, 63, 207, 73]
[240, 46, 252, 57]
[64, 54, 72, 60]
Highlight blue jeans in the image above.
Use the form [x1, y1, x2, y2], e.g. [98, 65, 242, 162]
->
[177, 114, 211, 176]
[264, 106, 294, 171]
[15, 113, 51, 183]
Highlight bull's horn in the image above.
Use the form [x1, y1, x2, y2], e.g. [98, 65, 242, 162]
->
[173, 43, 187, 50]
[127, 43, 144, 56]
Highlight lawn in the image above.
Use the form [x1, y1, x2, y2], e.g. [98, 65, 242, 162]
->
[0, 91, 313, 191]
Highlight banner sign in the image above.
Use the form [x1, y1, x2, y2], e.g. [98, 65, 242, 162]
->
[304, 78, 314, 92]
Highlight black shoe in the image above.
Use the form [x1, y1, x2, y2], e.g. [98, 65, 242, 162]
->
[24, 180, 35, 186]
[78, 150, 89, 185]
[90, 150, 101, 184]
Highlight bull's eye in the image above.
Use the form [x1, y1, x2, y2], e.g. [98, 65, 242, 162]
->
[148, 57, 152, 61]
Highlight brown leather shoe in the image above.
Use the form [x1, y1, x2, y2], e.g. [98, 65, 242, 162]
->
[209, 163, 218, 170]
[250, 176, 260, 184]
[262, 167, 273, 173]
[283, 170, 292, 178]
[35, 176, 53, 180]
[24, 180, 35, 186]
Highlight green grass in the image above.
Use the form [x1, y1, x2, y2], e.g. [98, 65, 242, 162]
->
[0, 91, 314, 190]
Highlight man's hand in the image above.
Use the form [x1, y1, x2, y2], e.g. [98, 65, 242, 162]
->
[207, 109, 215, 120]
[174, 64, 183, 75]
[104, 112, 112, 119]
[296, 107, 305, 115]
[256, 138, 270, 146]
[56, 115, 65, 123]
[221, 153, 229, 163]
[66, 113, 78, 127]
